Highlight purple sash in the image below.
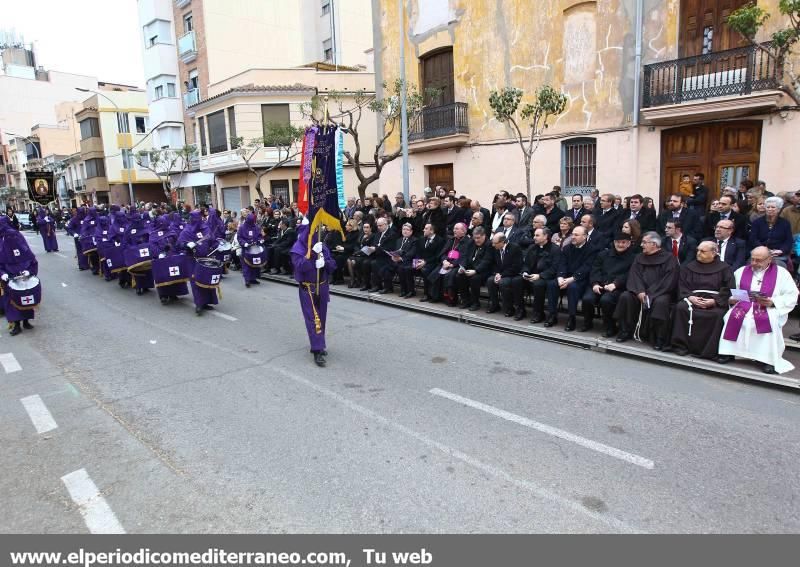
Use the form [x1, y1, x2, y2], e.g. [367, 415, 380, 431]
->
[722, 264, 777, 341]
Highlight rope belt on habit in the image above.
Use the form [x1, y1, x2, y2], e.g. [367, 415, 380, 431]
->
[683, 290, 719, 337]
[301, 282, 327, 334]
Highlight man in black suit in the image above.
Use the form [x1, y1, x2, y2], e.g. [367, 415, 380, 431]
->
[581, 231, 636, 335]
[593, 193, 620, 239]
[485, 233, 523, 317]
[489, 191, 518, 232]
[470, 200, 491, 231]
[657, 194, 701, 240]
[545, 226, 596, 331]
[703, 194, 746, 239]
[268, 218, 297, 274]
[515, 193, 535, 228]
[494, 212, 526, 247]
[704, 218, 747, 272]
[515, 227, 560, 323]
[413, 223, 446, 302]
[535, 192, 565, 234]
[567, 194, 586, 223]
[457, 226, 493, 311]
[662, 219, 697, 265]
[382, 222, 418, 296]
[687, 172, 709, 214]
[366, 217, 398, 292]
[442, 195, 467, 236]
[580, 214, 608, 252]
[618, 194, 656, 233]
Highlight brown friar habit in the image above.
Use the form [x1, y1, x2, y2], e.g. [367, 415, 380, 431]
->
[670, 258, 735, 358]
[614, 248, 679, 341]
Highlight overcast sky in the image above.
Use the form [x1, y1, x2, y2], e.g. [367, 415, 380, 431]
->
[3, 0, 145, 87]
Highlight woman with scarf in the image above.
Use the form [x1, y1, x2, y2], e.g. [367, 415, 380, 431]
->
[236, 212, 264, 288]
[178, 210, 218, 314]
[0, 217, 39, 336]
[66, 207, 90, 271]
[36, 207, 59, 252]
[291, 218, 337, 367]
[122, 213, 154, 295]
[151, 215, 189, 304]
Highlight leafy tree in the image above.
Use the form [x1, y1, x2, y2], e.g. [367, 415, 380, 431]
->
[135, 145, 198, 201]
[232, 122, 305, 201]
[488, 85, 567, 201]
[303, 79, 432, 202]
[727, 1, 800, 100]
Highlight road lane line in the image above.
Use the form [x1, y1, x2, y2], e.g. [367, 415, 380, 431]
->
[430, 388, 655, 470]
[210, 311, 237, 322]
[54, 253, 68, 259]
[62, 282, 68, 287]
[61, 469, 126, 534]
[20, 395, 58, 434]
[0, 353, 22, 374]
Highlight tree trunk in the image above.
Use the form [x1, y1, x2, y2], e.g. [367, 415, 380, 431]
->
[524, 154, 532, 202]
[254, 178, 265, 201]
[357, 181, 369, 202]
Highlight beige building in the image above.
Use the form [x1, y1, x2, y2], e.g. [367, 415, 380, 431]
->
[74, 89, 163, 205]
[376, 0, 800, 207]
[189, 66, 377, 210]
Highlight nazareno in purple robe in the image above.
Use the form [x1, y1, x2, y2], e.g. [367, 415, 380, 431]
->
[0, 217, 39, 323]
[150, 215, 189, 299]
[36, 207, 59, 252]
[290, 222, 337, 353]
[237, 213, 264, 284]
[178, 211, 217, 308]
[67, 208, 90, 270]
[123, 215, 154, 292]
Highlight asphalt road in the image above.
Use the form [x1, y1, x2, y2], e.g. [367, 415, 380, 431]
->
[2, 231, 800, 534]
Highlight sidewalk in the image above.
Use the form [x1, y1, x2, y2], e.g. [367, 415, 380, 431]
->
[261, 273, 800, 391]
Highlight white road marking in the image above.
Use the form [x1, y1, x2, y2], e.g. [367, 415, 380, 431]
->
[430, 388, 655, 470]
[0, 353, 22, 374]
[149, 340, 157, 344]
[210, 311, 237, 322]
[20, 395, 58, 434]
[61, 469, 126, 534]
[54, 253, 68, 259]
[62, 282, 68, 287]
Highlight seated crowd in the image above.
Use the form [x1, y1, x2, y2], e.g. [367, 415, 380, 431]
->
[235, 181, 799, 375]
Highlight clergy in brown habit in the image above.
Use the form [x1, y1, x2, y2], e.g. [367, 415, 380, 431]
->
[669, 241, 735, 358]
[614, 231, 679, 349]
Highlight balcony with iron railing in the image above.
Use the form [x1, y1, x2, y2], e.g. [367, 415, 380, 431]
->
[408, 102, 470, 152]
[178, 30, 197, 64]
[183, 88, 199, 109]
[641, 42, 786, 124]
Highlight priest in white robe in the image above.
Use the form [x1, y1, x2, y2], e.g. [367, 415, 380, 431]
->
[717, 246, 798, 374]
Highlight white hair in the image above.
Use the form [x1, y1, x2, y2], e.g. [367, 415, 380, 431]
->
[765, 196, 784, 209]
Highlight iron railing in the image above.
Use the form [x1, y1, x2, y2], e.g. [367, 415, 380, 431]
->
[642, 42, 782, 108]
[409, 102, 469, 142]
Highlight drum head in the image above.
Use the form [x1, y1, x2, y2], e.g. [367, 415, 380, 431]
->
[9, 275, 40, 291]
[197, 257, 223, 269]
[247, 244, 264, 255]
[216, 241, 232, 252]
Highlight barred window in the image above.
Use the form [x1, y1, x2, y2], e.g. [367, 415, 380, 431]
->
[561, 138, 596, 194]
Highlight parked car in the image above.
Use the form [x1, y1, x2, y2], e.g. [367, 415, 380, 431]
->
[15, 212, 34, 231]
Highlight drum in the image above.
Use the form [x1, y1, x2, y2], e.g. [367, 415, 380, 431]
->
[243, 244, 268, 268]
[152, 254, 192, 286]
[80, 235, 97, 255]
[212, 240, 233, 265]
[103, 243, 127, 273]
[124, 245, 153, 274]
[7, 275, 42, 311]
[193, 257, 224, 287]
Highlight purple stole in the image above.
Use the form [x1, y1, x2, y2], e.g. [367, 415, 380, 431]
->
[722, 264, 777, 341]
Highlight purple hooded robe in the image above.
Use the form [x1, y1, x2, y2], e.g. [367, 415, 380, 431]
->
[36, 207, 59, 252]
[0, 217, 39, 323]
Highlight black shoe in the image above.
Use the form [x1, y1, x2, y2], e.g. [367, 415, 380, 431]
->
[136, 289, 144, 296]
[504, 310, 514, 318]
[429, 298, 441, 304]
[715, 354, 733, 364]
[513, 310, 526, 321]
[160, 297, 169, 304]
[763, 364, 777, 375]
[203, 305, 214, 310]
[406, 292, 416, 298]
[9, 322, 21, 336]
[420, 296, 431, 302]
[22, 320, 33, 330]
[616, 331, 631, 343]
[486, 305, 500, 314]
[791, 333, 800, 341]
[195, 307, 202, 316]
[377, 289, 390, 295]
[579, 320, 594, 332]
[530, 313, 545, 324]
[468, 303, 480, 311]
[314, 352, 326, 367]
[603, 323, 618, 338]
[399, 291, 409, 298]
[458, 301, 469, 309]
[368, 287, 381, 293]
[672, 347, 689, 356]
[251, 280, 261, 285]
[245, 282, 251, 288]
[564, 317, 576, 332]
[543, 316, 557, 328]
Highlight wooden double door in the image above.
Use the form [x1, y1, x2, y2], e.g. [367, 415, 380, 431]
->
[427, 163, 454, 194]
[661, 120, 761, 208]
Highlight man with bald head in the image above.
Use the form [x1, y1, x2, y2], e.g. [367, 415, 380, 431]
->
[703, 218, 746, 271]
[545, 226, 597, 331]
[670, 241, 735, 358]
[717, 246, 798, 374]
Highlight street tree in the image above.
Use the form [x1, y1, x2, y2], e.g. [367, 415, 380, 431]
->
[303, 80, 431, 202]
[727, 1, 800, 101]
[135, 145, 198, 201]
[231, 123, 305, 201]
[488, 85, 568, 201]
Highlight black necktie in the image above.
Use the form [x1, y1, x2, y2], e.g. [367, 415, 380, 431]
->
[401, 238, 407, 249]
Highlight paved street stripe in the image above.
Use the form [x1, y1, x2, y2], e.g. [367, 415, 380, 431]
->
[430, 388, 655, 470]
[54, 253, 68, 258]
[20, 395, 58, 434]
[210, 311, 237, 322]
[61, 469, 126, 534]
[62, 282, 68, 287]
[0, 353, 22, 374]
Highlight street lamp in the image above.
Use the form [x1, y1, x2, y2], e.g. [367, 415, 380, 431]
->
[75, 87, 135, 206]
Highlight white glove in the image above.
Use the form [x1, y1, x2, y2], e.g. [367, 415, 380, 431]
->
[236, 248, 243, 257]
[21, 271, 30, 277]
[187, 242, 196, 249]
[74, 234, 80, 239]
[315, 256, 325, 269]
[312, 242, 323, 254]
[1, 274, 8, 282]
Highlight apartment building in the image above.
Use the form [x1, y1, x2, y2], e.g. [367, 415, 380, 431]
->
[376, 0, 800, 206]
[74, 89, 163, 205]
